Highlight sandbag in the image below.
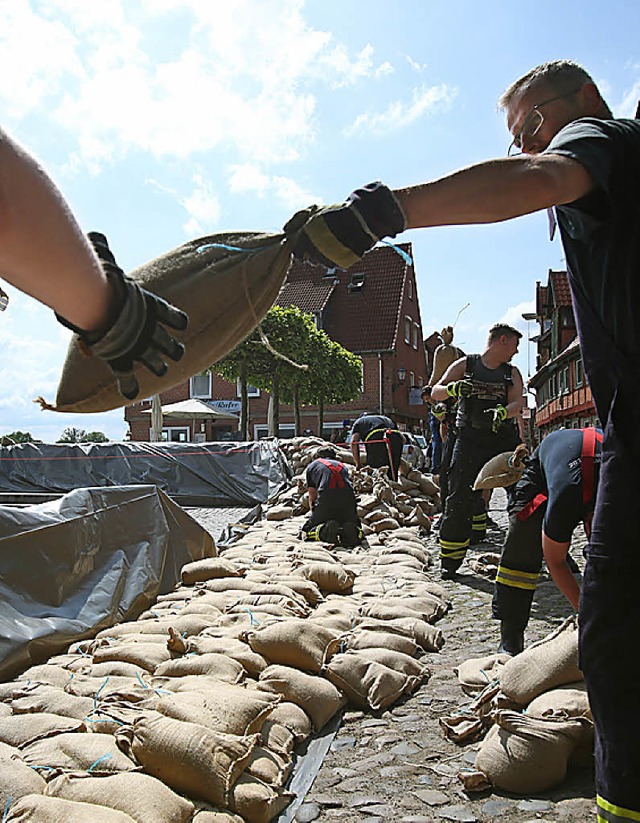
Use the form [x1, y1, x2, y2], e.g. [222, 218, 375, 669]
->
[0, 741, 47, 811]
[184, 637, 268, 675]
[245, 746, 292, 787]
[116, 714, 258, 808]
[428, 326, 463, 385]
[45, 771, 195, 823]
[297, 562, 355, 593]
[344, 629, 421, 658]
[245, 619, 339, 673]
[11, 684, 95, 721]
[228, 775, 294, 823]
[324, 651, 417, 712]
[4, 794, 137, 822]
[499, 617, 582, 705]
[473, 444, 529, 490]
[357, 617, 444, 653]
[265, 700, 312, 742]
[257, 665, 346, 731]
[181, 558, 242, 585]
[455, 653, 511, 696]
[0, 713, 85, 748]
[21, 732, 137, 775]
[92, 642, 175, 673]
[153, 653, 246, 683]
[46, 231, 297, 413]
[258, 721, 296, 756]
[154, 686, 280, 736]
[474, 710, 590, 793]
[525, 682, 592, 721]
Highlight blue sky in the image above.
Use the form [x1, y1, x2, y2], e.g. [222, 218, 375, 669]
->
[1, 0, 639, 441]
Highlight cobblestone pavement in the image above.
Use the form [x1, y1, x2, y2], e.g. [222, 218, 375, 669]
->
[188, 493, 596, 823]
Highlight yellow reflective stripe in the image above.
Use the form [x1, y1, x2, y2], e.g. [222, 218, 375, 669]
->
[304, 215, 361, 269]
[597, 795, 640, 822]
[440, 537, 469, 560]
[495, 573, 537, 591]
[472, 513, 487, 521]
[471, 523, 487, 532]
[497, 565, 538, 581]
[440, 538, 469, 550]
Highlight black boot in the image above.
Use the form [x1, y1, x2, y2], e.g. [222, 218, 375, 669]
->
[498, 622, 524, 656]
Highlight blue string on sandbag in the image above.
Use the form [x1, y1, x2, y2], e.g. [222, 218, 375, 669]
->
[87, 752, 112, 773]
[2, 796, 11, 823]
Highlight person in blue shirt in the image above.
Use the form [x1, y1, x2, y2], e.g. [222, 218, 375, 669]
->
[288, 59, 639, 822]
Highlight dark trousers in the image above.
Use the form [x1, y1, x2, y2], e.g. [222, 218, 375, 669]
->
[439, 425, 520, 569]
[492, 506, 545, 631]
[302, 491, 359, 533]
[429, 412, 443, 473]
[364, 430, 403, 478]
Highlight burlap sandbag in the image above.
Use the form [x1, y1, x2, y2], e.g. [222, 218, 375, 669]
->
[115, 714, 258, 807]
[245, 619, 339, 674]
[22, 732, 136, 775]
[265, 700, 312, 742]
[181, 558, 242, 586]
[380, 593, 449, 622]
[475, 710, 589, 793]
[185, 637, 268, 675]
[17, 664, 74, 689]
[347, 646, 427, 680]
[192, 812, 244, 822]
[46, 231, 296, 413]
[526, 682, 592, 721]
[92, 642, 174, 673]
[474, 444, 529, 490]
[455, 653, 512, 696]
[276, 577, 323, 606]
[0, 713, 85, 749]
[11, 684, 95, 721]
[153, 653, 246, 683]
[324, 651, 416, 712]
[87, 661, 150, 679]
[344, 629, 421, 658]
[230, 593, 310, 618]
[245, 746, 292, 788]
[4, 794, 137, 822]
[228, 775, 294, 823]
[0, 741, 47, 811]
[155, 686, 279, 736]
[257, 665, 346, 731]
[297, 562, 355, 593]
[45, 771, 195, 823]
[357, 617, 444, 653]
[499, 617, 582, 705]
[97, 614, 212, 639]
[258, 721, 296, 756]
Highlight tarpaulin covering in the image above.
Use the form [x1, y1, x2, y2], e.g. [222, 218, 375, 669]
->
[0, 485, 214, 681]
[0, 440, 290, 506]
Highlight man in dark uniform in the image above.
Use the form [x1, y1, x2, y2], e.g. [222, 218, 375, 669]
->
[289, 59, 640, 817]
[493, 427, 602, 655]
[431, 324, 525, 578]
[301, 447, 362, 547]
[349, 412, 404, 480]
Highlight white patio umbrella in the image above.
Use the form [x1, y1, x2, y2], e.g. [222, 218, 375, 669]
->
[141, 398, 239, 423]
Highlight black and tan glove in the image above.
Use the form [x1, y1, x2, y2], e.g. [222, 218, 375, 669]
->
[57, 232, 188, 401]
[446, 379, 474, 399]
[285, 182, 406, 269]
[490, 405, 508, 433]
[431, 402, 447, 422]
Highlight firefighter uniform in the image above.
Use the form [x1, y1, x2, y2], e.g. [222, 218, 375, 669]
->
[350, 413, 404, 480]
[301, 456, 362, 547]
[439, 355, 521, 574]
[492, 427, 602, 653]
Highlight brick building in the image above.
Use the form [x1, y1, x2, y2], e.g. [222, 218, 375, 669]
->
[125, 243, 429, 442]
[527, 269, 598, 438]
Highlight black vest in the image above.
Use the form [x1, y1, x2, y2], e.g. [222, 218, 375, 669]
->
[456, 354, 513, 430]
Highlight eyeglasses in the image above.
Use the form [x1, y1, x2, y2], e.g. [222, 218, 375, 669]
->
[507, 87, 581, 156]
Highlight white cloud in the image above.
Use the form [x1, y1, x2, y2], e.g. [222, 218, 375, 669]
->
[345, 83, 456, 136]
[617, 79, 640, 118]
[227, 164, 318, 209]
[180, 174, 221, 235]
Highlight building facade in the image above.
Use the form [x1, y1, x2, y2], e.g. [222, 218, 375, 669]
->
[125, 243, 430, 442]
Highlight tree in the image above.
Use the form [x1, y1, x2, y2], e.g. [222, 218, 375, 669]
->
[1, 430, 34, 444]
[57, 428, 109, 443]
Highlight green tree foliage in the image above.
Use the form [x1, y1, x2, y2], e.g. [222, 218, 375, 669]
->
[215, 305, 363, 437]
[57, 428, 109, 443]
[1, 430, 34, 444]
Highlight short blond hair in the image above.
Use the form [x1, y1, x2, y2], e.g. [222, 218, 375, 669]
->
[498, 60, 594, 111]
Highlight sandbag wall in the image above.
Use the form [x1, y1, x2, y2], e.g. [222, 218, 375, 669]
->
[0, 438, 448, 823]
[442, 617, 593, 795]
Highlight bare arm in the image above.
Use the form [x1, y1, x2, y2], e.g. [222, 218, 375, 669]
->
[506, 367, 526, 419]
[394, 154, 595, 230]
[0, 129, 112, 331]
[542, 530, 581, 610]
[308, 486, 318, 508]
[350, 434, 362, 469]
[431, 357, 467, 402]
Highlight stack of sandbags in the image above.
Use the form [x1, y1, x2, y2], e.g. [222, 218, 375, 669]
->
[447, 618, 594, 795]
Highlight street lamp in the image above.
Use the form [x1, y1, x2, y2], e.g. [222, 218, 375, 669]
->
[397, 366, 407, 383]
[522, 312, 537, 379]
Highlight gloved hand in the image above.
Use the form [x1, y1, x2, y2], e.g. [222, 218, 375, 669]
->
[446, 379, 474, 399]
[491, 405, 508, 433]
[431, 402, 447, 422]
[57, 232, 188, 401]
[284, 182, 406, 269]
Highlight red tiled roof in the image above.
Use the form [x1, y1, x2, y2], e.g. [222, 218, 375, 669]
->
[276, 279, 336, 313]
[550, 270, 572, 307]
[284, 242, 414, 352]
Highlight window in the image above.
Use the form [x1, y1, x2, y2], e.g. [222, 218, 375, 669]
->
[237, 379, 260, 398]
[404, 316, 412, 344]
[407, 279, 413, 300]
[311, 311, 322, 330]
[409, 371, 415, 387]
[575, 357, 584, 387]
[190, 372, 211, 399]
[412, 322, 419, 349]
[417, 376, 423, 388]
[348, 272, 365, 292]
[159, 426, 189, 442]
[563, 365, 570, 393]
[254, 423, 295, 440]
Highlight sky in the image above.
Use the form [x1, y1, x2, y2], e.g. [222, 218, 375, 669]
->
[1, 0, 639, 442]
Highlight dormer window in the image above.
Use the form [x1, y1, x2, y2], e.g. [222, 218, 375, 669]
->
[348, 272, 365, 292]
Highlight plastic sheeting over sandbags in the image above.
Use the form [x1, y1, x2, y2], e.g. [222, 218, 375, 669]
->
[0, 440, 289, 506]
[0, 485, 214, 680]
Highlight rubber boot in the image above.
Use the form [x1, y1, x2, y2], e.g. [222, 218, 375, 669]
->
[318, 520, 341, 545]
[339, 522, 363, 548]
[498, 621, 524, 656]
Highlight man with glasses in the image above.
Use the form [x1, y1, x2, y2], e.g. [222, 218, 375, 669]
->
[289, 59, 640, 822]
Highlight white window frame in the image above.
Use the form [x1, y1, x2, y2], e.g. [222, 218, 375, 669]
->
[159, 426, 190, 443]
[412, 322, 419, 349]
[575, 357, 584, 387]
[404, 316, 412, 344]
[237, 379, 260, 398]
[254, 423, 295, 440]
[190, 372, 211, 399]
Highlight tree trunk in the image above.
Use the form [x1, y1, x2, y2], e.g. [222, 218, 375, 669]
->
[317, 397, 324, 439]
[270, 374, 280, 437]
[239, 360, 248, 441]
[293, 384, 301, 436]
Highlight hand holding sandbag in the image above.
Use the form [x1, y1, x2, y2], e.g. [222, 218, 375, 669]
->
[285, 182, 406, 269]
[446, 379, 474, 398]
[56, 232, 188, 400]
[490, 404, 508, 433]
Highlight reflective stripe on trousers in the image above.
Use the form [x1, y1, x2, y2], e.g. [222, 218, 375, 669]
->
[597, 795, 640, 822]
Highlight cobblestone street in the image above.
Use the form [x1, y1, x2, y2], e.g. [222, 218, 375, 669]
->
[189, 490, 595, 823]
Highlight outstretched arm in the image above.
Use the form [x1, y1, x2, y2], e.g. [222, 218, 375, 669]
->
[543, 530, 581, 610]
[0, 128, 111, 331]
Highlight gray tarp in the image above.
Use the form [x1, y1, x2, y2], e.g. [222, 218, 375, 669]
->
[0, 440, 289, 506]
[0, 485, 214, 681]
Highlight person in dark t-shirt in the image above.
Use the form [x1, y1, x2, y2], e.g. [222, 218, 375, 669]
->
[301, 447, 362, 547]
[349, 413, 403, 480]
[493, 427, 602, 655]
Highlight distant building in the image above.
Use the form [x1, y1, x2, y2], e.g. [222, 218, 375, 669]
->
[527, 269, 598, 438]
[125, 243, 429, 442]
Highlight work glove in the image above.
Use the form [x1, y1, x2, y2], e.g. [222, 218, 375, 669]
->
[284, 182, 406, 269]
[57, 232, 188, 401]
[490, 405, 508, 433]
[446, 379, 474, 399]
[431, 402, 447, 422]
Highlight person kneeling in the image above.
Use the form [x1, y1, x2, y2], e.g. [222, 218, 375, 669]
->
[301, 447, 363, 547]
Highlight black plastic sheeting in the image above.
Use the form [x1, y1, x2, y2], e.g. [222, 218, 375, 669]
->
[0, 440, 290, 506]
[0, 485, 215, 681]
